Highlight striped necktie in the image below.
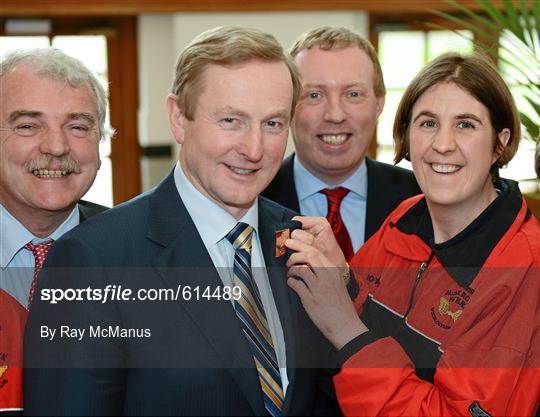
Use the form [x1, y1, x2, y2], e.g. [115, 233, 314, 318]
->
[225, 222, 284, 417]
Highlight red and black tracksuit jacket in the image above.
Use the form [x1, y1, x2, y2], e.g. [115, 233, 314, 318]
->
[340, 179, 540, 416]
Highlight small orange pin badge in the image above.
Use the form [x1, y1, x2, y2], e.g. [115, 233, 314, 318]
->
[274, 220, 303, 258]
[274, 229, 290, 257]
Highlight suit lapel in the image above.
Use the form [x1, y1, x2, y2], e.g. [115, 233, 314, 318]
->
[365, 158, 390, 240]
[282, 155, 301, 212]
[269, 154, 301, 212]
[148, 171, 265, 416]
[78, 200, 107, 222]
[258, 198, 298, 413]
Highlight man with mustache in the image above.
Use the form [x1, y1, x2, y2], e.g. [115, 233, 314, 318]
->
[263, 27, 420, 259]
[0, 48, 109, 414]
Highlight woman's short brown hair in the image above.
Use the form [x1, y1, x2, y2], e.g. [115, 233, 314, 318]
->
[393, 52, 521, 178]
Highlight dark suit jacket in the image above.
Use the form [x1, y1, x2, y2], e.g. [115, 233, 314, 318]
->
[78, 200, 108, 221]
[24, 171, 335, 416]
[262, 154, 421, 242]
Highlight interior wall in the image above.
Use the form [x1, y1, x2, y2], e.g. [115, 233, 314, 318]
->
[137, 11, 368, 190]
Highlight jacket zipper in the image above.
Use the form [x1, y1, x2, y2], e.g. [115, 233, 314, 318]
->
[404, 251, 435, 318]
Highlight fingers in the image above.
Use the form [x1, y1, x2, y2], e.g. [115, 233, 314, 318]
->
[292, 216, 330, 235]
[285, 242, 333, 269]
[290, 228, 315, 245]
[284, 236, 313, 253]
[287, 264, 317, 286]
[287, 277, 312, 303]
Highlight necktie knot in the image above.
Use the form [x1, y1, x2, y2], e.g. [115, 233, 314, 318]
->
[320, 187, 350, 210]
[25, 240, 54, 309]
[25, 241, 54, 270]
[225, 222, 254, 255]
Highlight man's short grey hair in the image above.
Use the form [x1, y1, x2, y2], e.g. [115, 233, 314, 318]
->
[0, 47, 114, 141]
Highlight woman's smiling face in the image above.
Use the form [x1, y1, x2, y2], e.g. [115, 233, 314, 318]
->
[409, 81, 510, 215]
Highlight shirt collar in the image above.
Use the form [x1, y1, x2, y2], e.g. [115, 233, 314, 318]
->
[173, 162, 259, 249]
[0, 203, 79, 268]
[293, 156, 367, 200]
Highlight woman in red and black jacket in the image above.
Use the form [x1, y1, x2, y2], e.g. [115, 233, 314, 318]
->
[286, 52, 540, 417]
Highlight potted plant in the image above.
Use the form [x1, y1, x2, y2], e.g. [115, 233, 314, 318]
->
[431, 0, 540, 219]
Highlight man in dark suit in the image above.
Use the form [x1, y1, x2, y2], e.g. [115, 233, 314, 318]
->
[24, 27, 336, 416]
[263, 27, 420, 258]
[0, 48, 108, 414]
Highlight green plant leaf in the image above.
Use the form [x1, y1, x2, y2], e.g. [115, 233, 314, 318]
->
[430, 10, 499, 44]
[533, 0, 540, 47]
[478, 0, 520, 38]
[443, 0, 500, 31]
[518, 0, 534, 43]
[502, 0, 526, 41]
[520, 111, 540, 140]
[523, 93, 540, 120]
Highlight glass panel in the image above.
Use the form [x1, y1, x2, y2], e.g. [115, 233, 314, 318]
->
[379, 31, 425, 88]
[375, 146, 396, 165]
[376, 145, 412, 170]
[82, 157, 114, 207]
[52, 35, 113, 207]
[377, 90, 404, 146]
[427, 30, 473, 60]
[500, 141, 536, 193]
[52, 36, 111, 156]
[0, 36, 50, 56]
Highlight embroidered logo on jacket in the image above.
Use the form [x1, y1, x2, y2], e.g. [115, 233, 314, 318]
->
[438, 297, 462, 322]
[431, 287, 472, 329]
[0, 364, 7, 389]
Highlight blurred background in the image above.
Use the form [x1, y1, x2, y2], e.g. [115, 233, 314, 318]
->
[1, 0, 538, 209]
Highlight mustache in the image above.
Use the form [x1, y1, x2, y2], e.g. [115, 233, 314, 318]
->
[26, 157, 81, 174]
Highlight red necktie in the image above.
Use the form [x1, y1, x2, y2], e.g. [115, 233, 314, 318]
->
[25, 241, 53, 309]
[320, 187, 354, 261]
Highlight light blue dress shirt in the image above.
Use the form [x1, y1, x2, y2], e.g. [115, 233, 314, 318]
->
[173, 163, 289, 393]
[293, 157, 367, 251]
[0, 203, 79, 307]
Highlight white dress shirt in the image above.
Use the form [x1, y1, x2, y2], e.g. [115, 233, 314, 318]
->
[0, 204, 79, 307]
[173, 163, 289, 394]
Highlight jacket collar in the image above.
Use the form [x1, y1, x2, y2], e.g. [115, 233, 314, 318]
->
[389, 179, 526, 289]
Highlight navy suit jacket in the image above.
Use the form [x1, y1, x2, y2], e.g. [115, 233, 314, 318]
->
[24, 171, 335, 416]
[78, 200, 108, 221]
[262, 154, 421, 242]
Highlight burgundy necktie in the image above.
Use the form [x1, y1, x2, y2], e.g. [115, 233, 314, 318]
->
[25, 241, 53, 309]
[320, 187, 354, 261]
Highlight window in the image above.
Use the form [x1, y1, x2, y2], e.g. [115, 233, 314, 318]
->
[376, 29, 473, 169]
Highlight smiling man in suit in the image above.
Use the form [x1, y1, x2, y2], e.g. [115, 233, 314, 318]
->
[24, 26, 335, 416]
[0, 48, 109, 414]
[263, 27, 420, 259]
